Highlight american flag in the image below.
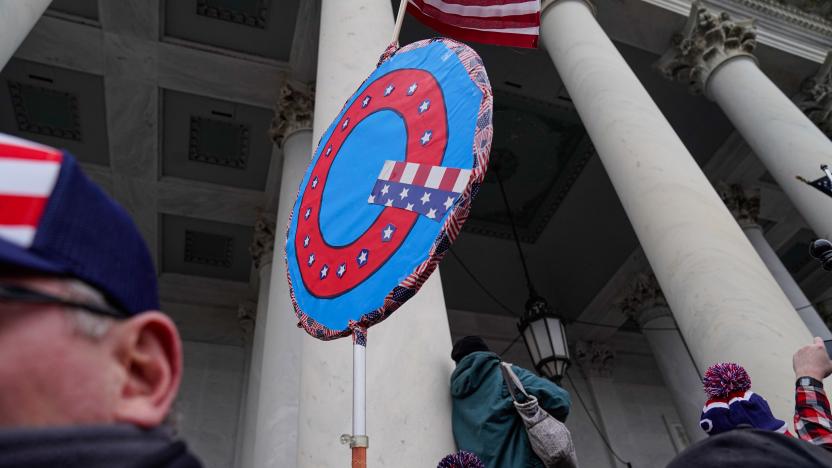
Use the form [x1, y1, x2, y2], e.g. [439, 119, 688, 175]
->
[407, 0, 541, 49]
[0, 134, 62, 248]
[368, 160, 471, 221]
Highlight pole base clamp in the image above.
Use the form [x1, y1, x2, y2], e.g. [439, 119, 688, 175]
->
[340, 434, 369, 448]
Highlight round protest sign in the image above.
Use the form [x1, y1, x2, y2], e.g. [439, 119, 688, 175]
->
[286, 38, 492, 340]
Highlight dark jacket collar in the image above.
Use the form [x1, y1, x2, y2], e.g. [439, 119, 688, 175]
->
[0, 424, 203, 468]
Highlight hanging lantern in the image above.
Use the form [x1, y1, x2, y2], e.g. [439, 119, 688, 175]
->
[518, 294, 570, 383]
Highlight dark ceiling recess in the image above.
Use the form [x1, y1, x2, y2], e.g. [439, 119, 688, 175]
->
[464, 90, 592, 243]
[161, 89, 273, 190]
[48, 0, 99, 21]
[8, 80, 82, 141]
[162, 214, 253, 282]
[0, 59, 110, 166]
[780, 227, 818, 282]
[184, 229, 234, 268]
[164, 0, 300, 61]
[196, 0, 268, 28]
[188, 116, 250, 169]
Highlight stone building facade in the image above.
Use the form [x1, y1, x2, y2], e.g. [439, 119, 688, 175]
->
[3, 1, 832, 467]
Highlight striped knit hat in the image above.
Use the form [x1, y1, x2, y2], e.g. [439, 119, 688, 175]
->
[699, 363, 788, 436]
[437, 451, 485, 468]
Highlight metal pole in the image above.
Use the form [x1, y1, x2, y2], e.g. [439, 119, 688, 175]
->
[391, 0, 408, 44]
[352, 341, 368, 467]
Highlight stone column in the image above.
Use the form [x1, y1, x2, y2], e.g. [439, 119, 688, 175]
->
[0, 0, 51, 71]
[237, 212, 275, 468]
[718, 183, 832, 339]
[242, 82, 314, 468]
[540, 0, 811, 420]
[295, 1, 456, 466]
[234, 300, 257, 467]
[658, 1, 832, 239]
[618, 274, 704, 444]
[574, 341, 618, 468]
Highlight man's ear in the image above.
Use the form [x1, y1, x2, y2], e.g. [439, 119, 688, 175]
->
[111, 311, 182, 428]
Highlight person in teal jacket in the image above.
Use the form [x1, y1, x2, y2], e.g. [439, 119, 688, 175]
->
[450, 336, 572, 468]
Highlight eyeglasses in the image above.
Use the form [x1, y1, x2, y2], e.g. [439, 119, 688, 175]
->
[0, 284, 126, 319]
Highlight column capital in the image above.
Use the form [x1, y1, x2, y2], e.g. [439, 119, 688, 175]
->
[249, 211, 276, 270]
[238, 300, 257, 343]
[656, 1, 757, 96]
[796, 51, 832, 138]
[717, 182, 760, 228]
[574, 340, 615, 378]
[617, 273, 671, 327]
[270, 80, 315, 148]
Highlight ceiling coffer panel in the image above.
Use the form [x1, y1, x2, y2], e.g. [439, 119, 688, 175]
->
[0, 59, 110, 166]
[161, 89, 273, 190]
[161, 214, 253, 282]
[164, 0, 300, 61]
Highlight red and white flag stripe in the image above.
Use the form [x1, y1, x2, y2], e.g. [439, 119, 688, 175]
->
[377, 160, 471, 194]
[0, 133, 62, 248]
[407, 0, 540, 49]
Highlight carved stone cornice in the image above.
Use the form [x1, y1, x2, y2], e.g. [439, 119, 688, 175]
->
[641, 0, 832, 63]
[574, 340, 615, 378]
[270, 80, 314, 148]
[248, 211, 276, 270]
[616, 273, 671, 327]
[772, 1, 832, 23]
[238, 301, 256, 343]
[657, 1, 757, 96]
[717, 182, 761, 228]
[795, 51, 832, 138]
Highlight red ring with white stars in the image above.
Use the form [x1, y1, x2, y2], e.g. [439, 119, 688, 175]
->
[295, 68, 448, 298]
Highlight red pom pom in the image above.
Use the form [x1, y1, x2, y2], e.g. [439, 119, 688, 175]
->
[703, 362, 751, 398]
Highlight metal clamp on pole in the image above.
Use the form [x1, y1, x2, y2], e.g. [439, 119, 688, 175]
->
[340, 434, 369, 448]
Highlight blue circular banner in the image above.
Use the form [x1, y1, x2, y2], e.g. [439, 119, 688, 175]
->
[286, 38, 493, 340]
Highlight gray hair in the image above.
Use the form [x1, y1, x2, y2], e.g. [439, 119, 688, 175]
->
[61, 279, 115, 340]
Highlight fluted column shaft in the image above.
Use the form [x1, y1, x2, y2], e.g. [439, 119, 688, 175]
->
[295, 1, 456, 466]
[540, 0, 812, 421]
[0, 0, 51, 71]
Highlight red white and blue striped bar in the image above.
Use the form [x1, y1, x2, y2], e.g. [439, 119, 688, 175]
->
[368, 160, 472, 221]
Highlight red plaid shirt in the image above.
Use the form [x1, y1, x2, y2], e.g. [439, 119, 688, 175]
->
[794, 376, 832, 449]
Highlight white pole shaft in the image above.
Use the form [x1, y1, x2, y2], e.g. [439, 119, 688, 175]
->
[353, 343, 367, 436]
[391, 0, 408, 44]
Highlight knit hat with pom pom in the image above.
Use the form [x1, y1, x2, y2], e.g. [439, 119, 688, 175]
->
[699, 362, 789, 437]
[437, 451, 485, 468]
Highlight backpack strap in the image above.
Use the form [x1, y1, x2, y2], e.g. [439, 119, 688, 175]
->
[499, 362, 531, 402]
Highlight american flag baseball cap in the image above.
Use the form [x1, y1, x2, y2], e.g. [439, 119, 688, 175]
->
[0, 133, 158, 316]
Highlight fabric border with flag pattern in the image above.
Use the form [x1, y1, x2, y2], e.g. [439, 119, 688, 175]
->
[284, 37, 493, 340]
